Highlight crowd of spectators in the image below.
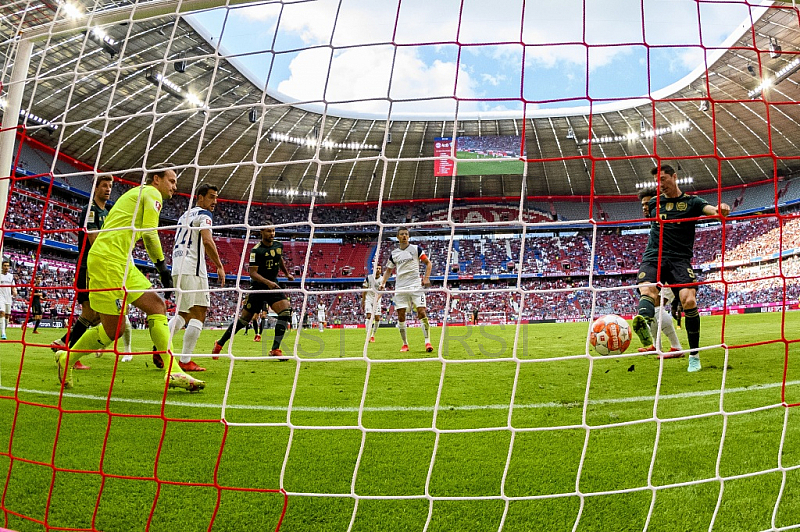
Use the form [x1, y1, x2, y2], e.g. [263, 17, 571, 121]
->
[7, 175, 800, 328]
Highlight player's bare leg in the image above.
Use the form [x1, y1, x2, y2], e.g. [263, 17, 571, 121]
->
[214, 307, 255, 356]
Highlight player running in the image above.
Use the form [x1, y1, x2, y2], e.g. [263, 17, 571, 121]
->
[212, 226, 294, 359]
[379, 227, 433, 352]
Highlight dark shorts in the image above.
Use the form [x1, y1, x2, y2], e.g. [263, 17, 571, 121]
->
[77, 267, 90, 304]
[637, 258, 697, 292]
[244, 291, 289, 314]
[32, 299, 42, 316]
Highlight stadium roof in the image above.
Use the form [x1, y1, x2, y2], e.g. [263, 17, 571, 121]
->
[2, 0, 800, 203]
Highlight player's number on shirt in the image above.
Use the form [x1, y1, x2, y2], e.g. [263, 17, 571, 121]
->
[175, 226, 193, 249]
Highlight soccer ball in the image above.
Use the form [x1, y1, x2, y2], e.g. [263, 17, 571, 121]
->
[589, 314, 631, 356]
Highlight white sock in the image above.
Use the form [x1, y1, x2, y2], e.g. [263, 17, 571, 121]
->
[122, 315, 132, 353]
[0, 316, 6, 336]
[168, 314, 186, 356]
[365, 318, 373, 337]
[648, 313, 659, 347]
[660, 307, 682, 349]
[180, 319, 203, 363]
[169, 314, 186, 337]
[398, 321, 408, 345]
[372, 318, 380, 339]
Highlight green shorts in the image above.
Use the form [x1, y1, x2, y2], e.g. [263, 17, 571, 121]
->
[87, 254, 152, 315]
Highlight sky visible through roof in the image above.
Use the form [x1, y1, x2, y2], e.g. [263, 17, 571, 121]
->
[187, 0, 762, 119]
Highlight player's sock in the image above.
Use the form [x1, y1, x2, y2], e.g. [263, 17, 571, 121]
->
[219, 317, 248, 347]
[660, 307, 682, 349]
[69, 324, 113, 364]
[372, 318, 380, 339]
[65, 316, 93, 347]
[182, 319, 203, 359]
[398, 320, 408, 345]
[272, 311, 291, 350]
[122, 315, 132, 353]
[147, 314, 176, 374]
[260, 318, 267, 333]
[637, 295, 656, 319]
[169, 314, 186, 337]
[0, 315, 6, 337]
[33, 319, 41, 332]
[684, 307, 700, 357]
[421, 316, 431, 342]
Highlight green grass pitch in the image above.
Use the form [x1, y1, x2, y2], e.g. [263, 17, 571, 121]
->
[4, 312, 800, 531]
[454, 152, 526, 176]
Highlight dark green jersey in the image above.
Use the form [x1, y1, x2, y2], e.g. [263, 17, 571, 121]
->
[642, 193, 710, 261]
[78, 200, 109, 268]
[248, 240, 284, 288]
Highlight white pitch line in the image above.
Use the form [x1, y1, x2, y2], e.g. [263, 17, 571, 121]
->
[2, 380, 798, 413]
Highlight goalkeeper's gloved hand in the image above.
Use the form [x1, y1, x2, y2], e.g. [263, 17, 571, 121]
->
[671, 297, 681, 321]
[155, 260, 173, 299]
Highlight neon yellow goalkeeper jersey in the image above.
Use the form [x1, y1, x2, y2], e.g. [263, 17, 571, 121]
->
[88, 185, 165, 264]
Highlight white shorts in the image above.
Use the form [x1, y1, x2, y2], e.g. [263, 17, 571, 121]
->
[365, 301, 381, 317]
[317, 313, 326, 322]
[174, 274, 211, 313]
[393, 289, 426, 311]
[0, 302, 10, 315]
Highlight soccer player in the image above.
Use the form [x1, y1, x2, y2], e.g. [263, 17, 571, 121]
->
[30, 275, 43, 334]
[362, 264, 382, 343]
[632, 165, 729, 372]
[168, 183, 225, 372]
[379, 227, 433, 352]
[54, 165, 204, 391]
[0, 260, 17, 340]
[316, 301, 326, 332]
[212, 226, 294, 358]
[51, 176, 132, 370]
[291, 309, 299, 330]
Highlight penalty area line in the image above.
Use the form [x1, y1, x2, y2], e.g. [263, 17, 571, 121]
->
[1, 380, 798, 413]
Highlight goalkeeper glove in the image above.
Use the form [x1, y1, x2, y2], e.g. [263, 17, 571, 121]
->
[155, 260, 173, 299]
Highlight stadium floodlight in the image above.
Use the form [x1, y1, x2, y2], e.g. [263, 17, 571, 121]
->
[579, 121, 690, 145]
[698, 100, 710, 112]
[248, 108, 258, 124]
[748, 57, 800, 99]
[59, 1, 83, 20]
[270, 131, 379, 151]
[635, 176, 693, 189]
[85, 26, 119, 58]
[1, 99, 59, 133]
[145, 69, 206, 109]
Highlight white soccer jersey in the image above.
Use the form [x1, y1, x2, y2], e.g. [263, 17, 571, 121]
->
[172, 207, 213, 276]
[362, 273, 381, 308]
[386, 244, 427, 290]
[0, 272, 13, 303]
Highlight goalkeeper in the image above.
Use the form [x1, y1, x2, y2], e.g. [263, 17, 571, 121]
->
[55, 165, 205, 392]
